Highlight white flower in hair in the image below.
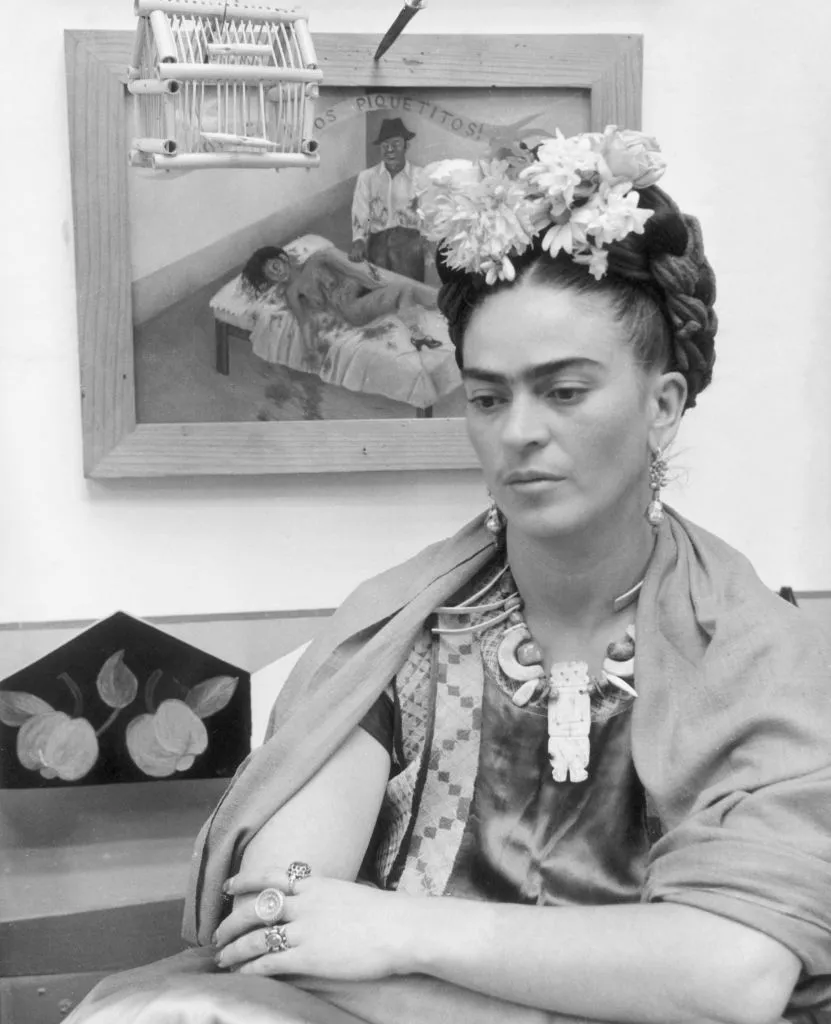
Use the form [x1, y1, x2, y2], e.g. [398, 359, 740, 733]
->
[599, 127, 666, 188]
[541, 199, 596, 256]
[573, 247, 610, 281]
[418, 127, 667, 284]
[420, 158, 548, 285]
[589, 182, 654, 245]
[523, 131, 602, 209]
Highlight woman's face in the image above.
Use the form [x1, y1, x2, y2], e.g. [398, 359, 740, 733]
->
[462, 279, 681, 540]
[263, 256, 291, 286]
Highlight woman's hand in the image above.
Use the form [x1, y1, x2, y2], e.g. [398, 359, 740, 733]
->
[213, 869, 423, 981]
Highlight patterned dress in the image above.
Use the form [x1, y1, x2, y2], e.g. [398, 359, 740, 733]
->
[362, 563, 654, 907]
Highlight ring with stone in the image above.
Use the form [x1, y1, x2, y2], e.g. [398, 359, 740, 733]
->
[263, 925, 291, 953]
[286, 861, 312, 895]
[254, 887, 286, 925]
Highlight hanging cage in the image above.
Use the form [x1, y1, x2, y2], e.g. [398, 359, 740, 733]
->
[128, 0, 323, 171]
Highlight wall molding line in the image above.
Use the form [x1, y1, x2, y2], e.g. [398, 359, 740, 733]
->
[0, 608, 335, 633]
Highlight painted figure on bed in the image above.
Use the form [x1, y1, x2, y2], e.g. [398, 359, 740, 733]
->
[209, 235, 460, 413]
[349, 118, 430, 282]
[241, 245, 437, 343]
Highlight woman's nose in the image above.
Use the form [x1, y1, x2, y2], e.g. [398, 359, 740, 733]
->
[500, 394, 549, 449]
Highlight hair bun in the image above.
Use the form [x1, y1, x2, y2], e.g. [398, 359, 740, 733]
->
[643, 207, 689, 259]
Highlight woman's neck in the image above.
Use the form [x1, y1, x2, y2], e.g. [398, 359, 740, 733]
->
[506, 508, 656, 632]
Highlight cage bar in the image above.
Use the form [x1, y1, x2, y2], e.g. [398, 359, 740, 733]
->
[301, 81, 318, 149]
[128, 78, 181, 95]
[135, 0, 308, 25]
[157, 63, 322, 84]
[134, 137, 178, 155]
[206, 42, 275, 59]
[151, 151, 320, 170]
[129, 21, 147, 74]
[149, 9, 178, 62]
[294, 20, 316, 67]
[200, 131, 279, 148]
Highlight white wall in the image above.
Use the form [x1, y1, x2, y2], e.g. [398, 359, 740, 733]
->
[2, 0, 830, 625]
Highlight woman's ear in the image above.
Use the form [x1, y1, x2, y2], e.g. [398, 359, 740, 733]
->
[648, 370, 687, 451]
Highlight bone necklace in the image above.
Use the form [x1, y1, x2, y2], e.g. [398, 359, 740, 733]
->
[434, 566, 639, 784]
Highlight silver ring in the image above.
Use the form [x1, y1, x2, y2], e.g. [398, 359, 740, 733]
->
[254, 887, 286, 925]
[286, 861, 312, 895]
[264, 925, 291, 953]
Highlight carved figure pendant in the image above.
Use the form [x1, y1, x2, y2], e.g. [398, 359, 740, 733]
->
[547, 661, 592, 784]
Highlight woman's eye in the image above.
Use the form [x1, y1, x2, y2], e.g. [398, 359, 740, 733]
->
[467, 394, 505, 411]
[547, 386, 587, 405]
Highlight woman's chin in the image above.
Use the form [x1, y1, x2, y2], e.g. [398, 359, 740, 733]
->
[503, 502, 585, 540]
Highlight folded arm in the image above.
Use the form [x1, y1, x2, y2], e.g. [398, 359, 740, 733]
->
[218, 732, 800, 1024]
[221, 862, 798, 1024]
[405, 894, 800, 1024]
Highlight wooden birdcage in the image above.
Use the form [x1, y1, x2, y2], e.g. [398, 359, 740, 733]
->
[127, 0, 323, 171]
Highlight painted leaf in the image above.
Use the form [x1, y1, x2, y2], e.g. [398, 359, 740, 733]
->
[184, 676, 238, 719]
[96, 650, 138, 709]
[0, 691, 54, 727]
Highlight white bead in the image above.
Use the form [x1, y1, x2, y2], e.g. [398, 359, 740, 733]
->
[603, 672, 638, 698]
[602, 655, 634, 679]
[512, 678, 542, 707]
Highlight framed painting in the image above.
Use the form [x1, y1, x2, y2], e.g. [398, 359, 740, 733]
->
[65, 30, 642, 477]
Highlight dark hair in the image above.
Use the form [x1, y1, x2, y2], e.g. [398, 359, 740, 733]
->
[241, 246, 290, 297]
[437, 185, 717, 410]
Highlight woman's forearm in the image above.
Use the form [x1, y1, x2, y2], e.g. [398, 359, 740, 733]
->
[402, 898, 799, 1024]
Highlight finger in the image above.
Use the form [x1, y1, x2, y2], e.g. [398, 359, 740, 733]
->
[223, 868, 311, 899]
[215, 893, 300, 949]
[217, 923, 297, 970]
[223, 872, 290, 897]
[213, 901, 251, 950]
[238, 949, 302, 977]
[216, 925, 269, 969]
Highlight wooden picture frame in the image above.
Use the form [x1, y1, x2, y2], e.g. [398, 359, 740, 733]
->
[65, 31, 642, 478]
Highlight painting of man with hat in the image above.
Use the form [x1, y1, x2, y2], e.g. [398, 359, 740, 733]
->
[349, 117, 430, 282]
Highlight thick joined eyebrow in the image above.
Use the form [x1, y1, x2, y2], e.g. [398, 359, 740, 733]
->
[461, 358, 603, 386]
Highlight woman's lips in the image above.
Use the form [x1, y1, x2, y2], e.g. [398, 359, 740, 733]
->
[504, 471, 565, 485]
[504, 472, 566, 491]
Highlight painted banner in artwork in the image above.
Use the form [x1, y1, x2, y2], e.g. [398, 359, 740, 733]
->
[313, 92, 552, 145]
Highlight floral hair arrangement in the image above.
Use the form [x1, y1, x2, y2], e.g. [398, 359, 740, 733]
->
[418, 126, 667, 285]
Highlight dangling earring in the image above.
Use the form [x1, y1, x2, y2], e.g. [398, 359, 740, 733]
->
[485, 493, 504, 535]
[646, 445, 669, 526]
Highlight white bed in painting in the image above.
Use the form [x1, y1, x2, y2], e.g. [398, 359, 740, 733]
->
[209, 235, 462, 414]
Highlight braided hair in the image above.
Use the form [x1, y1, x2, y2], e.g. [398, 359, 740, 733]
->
[437, 185, 717, 410]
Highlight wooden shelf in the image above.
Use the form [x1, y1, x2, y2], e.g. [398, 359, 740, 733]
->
[1, 779, 226, 977]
